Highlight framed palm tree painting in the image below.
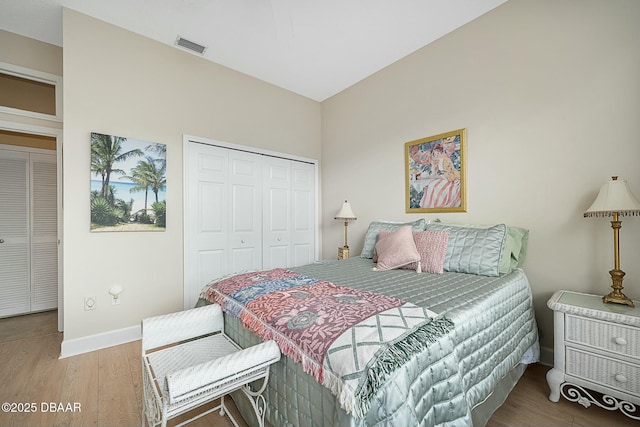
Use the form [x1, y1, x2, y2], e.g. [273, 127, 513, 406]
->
[90, 132, 167, 232]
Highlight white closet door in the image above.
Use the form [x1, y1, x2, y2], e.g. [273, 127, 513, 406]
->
[291, 162, 315, 267]
[229, 150, 262, 272]
[185, 143, 229, 308]
[185, 139, 317, 307]
[0, 150, 30, 317]
[30, 153, 58, 311]
[262, 157, 291, 269]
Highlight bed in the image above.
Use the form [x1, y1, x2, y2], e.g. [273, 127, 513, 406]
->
[197, 219, 539, 427]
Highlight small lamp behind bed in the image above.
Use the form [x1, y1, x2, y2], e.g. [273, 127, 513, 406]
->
[335, 200, 357, 260]
[584, 176, 640, 307]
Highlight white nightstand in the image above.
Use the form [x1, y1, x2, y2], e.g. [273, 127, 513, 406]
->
[546, 290, 640, 420]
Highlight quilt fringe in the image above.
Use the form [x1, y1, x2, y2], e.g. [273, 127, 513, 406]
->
[349, 316, 455, 419]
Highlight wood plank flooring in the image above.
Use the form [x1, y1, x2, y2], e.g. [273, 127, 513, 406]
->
[0, 311, 637, 426]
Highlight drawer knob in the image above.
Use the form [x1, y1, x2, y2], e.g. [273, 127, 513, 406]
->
[615, 374, 628, 383]
[614, 337, 627, 346]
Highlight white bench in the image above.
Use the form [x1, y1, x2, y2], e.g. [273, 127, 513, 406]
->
[141, 304, 281, 427]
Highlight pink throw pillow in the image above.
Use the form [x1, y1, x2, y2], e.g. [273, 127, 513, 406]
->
[405, 230, 449, 274]
[375, 229, 449, 274]
[373, 226, 421, 272]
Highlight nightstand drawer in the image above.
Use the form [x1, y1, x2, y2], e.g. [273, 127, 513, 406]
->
[566, 348, 640, 397]
[566, 314, 640, 361]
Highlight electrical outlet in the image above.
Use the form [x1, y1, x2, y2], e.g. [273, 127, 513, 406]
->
[84, 296, 96, 311]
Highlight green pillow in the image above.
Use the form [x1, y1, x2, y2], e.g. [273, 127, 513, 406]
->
[433, 220, 529, 274]
[426, 223, 507, 277]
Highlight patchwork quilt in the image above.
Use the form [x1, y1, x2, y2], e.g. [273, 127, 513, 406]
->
[202, 268, 454, 418]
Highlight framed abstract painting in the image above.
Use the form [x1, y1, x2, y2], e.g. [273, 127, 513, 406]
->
[405, 128, 466, 213]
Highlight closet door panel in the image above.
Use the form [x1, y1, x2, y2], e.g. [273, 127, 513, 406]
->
[292, 162, 315, 267]
[263, 158, 291, 269]
[229, 151, 262, 272]
[30, 153, 58, 311]
[185, 144, 229, 308]
[0, 150, 30, 317]
[31, 244, 57, 309]
[197, 249, 224, 293]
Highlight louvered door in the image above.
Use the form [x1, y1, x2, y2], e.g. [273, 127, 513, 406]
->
[30, 153, 58, 311]
[0, 150, 30, 317]
[0, 148, 57, 317]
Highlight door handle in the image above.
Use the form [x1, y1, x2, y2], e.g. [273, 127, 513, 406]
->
[0, 239, 4, 243]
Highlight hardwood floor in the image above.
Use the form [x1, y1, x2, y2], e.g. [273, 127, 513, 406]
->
[0, 310, 59, 344]
[0, 312, 637, 426]
[489, 363, 637, 427]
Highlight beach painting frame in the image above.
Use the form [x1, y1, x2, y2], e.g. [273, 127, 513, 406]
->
[405, 128, 466, 213]
[90, 132, 166, 232]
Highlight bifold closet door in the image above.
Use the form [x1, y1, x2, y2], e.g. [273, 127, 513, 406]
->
[263, 157, 291, 268]
[185, 141, 316, 307]
[0, 150, 30, 317]
[228, 149, 262, 273]
[185, 143, 229, 309]
[30, 153, 58, 311]
[262, 157, 315, 269]
[290, 161, 315, 267]
[185, 143, 263, 308]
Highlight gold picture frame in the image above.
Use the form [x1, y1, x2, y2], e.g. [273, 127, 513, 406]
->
[405, 128, 467, 213]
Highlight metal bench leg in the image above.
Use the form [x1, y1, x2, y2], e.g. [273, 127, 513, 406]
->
[239, 371, 271, 427]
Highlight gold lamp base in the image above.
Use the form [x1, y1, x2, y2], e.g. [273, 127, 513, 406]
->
[338, 246, 349, 260]
[603, 268, 634, 307]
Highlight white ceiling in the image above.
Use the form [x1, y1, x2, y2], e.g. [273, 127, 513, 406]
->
[0, 0, 507, 101]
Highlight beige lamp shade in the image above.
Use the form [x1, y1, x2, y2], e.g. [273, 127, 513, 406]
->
[335, 200, 357, 220]
[584, 176, 640, 218]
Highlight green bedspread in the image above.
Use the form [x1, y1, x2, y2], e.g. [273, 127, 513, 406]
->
[199, 257, 539, 427]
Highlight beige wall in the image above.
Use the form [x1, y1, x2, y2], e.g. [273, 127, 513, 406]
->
[0, 29, 63, 75]
[0, 29, 62, 130]
[62, 9, 321, 340]
[321, 0, 640, 351]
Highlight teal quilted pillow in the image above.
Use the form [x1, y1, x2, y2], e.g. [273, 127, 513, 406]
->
[360, 219, 426, 259]
[432, 220, 529, 274]
[425, 223, 507, 277]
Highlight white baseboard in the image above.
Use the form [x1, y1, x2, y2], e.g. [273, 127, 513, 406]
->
[539, 345, 553, 366]
[59, 325, 141, 358]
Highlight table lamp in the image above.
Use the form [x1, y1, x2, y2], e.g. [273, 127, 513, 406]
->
[335, 200, 357, 260]
[584, 176, 640, 307]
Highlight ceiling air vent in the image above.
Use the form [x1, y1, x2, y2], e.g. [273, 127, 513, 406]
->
[175, 36, 207, 55]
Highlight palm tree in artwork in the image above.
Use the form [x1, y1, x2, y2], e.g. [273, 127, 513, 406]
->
[126, 156, 166, 211]
[144, 156, 166, 203]
[90, 133, 143, 199]
[127, 162, 152, 213]
[145, 143, 166, 168]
